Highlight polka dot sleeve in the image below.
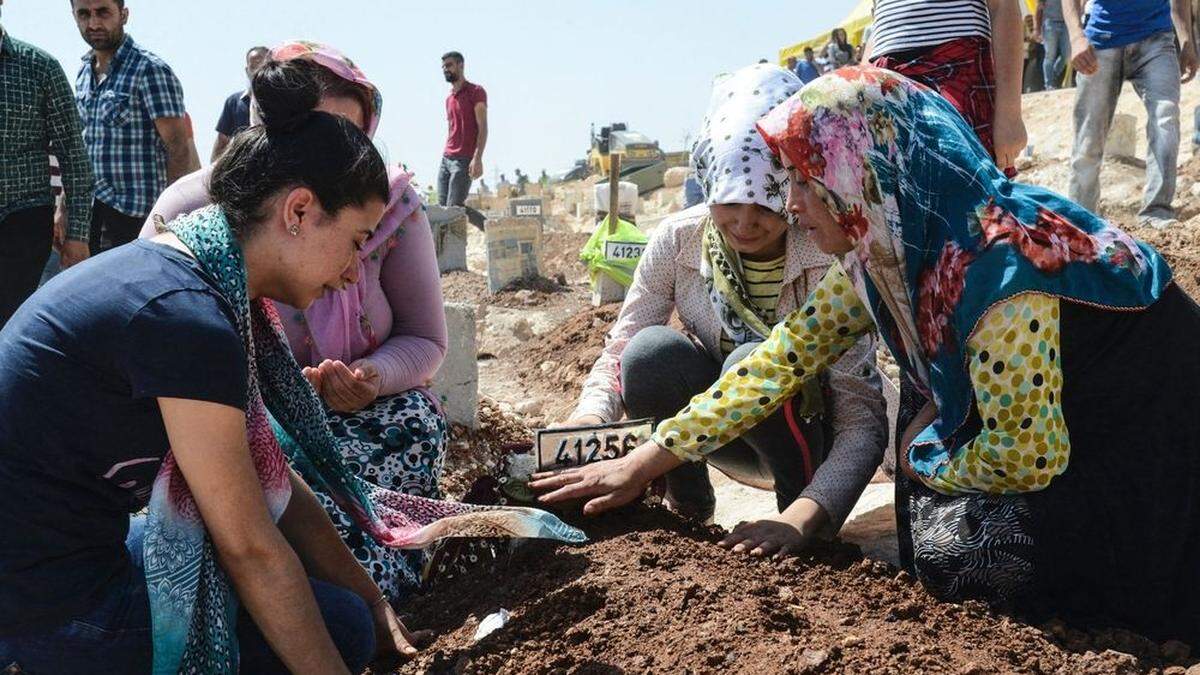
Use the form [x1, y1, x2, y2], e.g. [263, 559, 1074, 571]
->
[926, 293, 1070, 494]
[653, 263, 875, 462]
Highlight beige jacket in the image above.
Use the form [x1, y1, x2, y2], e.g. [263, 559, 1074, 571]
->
[572, 204, 889, 528]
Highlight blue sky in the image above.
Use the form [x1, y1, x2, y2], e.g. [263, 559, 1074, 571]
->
[5, 0, 858, 191]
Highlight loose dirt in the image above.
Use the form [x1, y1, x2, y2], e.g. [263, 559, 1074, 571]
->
[441, 398, 533, 500]
[393, 506, 1191, 675]
[514, 304, 620, 400]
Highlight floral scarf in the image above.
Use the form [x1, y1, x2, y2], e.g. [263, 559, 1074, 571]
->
[756, 66, 1170, 480]
[145, 206, 585, 674]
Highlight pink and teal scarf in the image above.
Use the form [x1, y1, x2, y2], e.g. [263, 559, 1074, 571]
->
[145, 206, 584, 674]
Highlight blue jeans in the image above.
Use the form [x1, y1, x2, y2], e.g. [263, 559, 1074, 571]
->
[1041, 19, 1069, 90]
[0, 517, 375, 674]
[1069, 31, 1181, 222]
[437, 155, 473, 207]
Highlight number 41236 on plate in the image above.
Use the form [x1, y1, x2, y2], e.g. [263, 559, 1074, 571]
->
[535, 418, 655, 471]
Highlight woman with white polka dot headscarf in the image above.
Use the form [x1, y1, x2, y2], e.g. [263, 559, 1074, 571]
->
[551, 63, 888, 541]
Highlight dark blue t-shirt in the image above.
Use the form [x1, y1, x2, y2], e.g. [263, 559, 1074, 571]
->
[1086, 0, 1173, 49]
[0, 240, 248, 634]
[215, 89, 252, 137]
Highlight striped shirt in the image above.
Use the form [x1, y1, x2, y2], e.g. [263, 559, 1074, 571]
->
[719, 254, 786, 355]
[75, 35, 185, 219]
[869, 0, 992, 59]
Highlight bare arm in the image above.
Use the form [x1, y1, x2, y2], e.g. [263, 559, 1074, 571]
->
[154, 116, 200, 185]
[861, 31, 876, 64]
[1172, 0, 1198, 82]
[277, 469, 379, 602]
[987, 0, 1029, 168]
[470, 102, 488, 180]
[158, 397, 349, 675]
[210, 133, 231, 164]
[1062, 0, 1099, 74]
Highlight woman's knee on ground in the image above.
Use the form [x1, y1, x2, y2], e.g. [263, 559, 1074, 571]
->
[620, 326, 714, 417]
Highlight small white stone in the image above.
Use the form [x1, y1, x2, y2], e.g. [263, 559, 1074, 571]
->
[515, 399, 543, 416]
[540, 360, 559, 373]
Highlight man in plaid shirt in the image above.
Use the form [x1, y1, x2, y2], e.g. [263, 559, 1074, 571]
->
[0, 12, 94, 327]
[71, 0, 197, 253]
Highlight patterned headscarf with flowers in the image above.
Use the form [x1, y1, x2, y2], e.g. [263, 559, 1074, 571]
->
[756, 65, 1171, 478]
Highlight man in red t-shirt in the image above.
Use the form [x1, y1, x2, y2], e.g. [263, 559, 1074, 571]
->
[439, 51, 488, 207]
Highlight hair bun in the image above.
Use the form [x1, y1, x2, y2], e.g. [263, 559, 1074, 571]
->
[265, 109, 316, 135]
[252, 59, 321, 129]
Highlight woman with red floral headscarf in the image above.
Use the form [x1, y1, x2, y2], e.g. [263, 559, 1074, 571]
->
[534, 66, 1200, 645]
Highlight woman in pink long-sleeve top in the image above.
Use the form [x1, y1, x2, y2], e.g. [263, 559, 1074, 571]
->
[140, 42, 448, 603]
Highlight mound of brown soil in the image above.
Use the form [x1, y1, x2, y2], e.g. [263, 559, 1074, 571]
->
[440, 270, 575, 310]
[514, 304, 620, 399]
[440, 271, 490, 306]
[1128, 219, 1200, 301]
[395, 507, 1189, 675]
[442, 398, 532, 500]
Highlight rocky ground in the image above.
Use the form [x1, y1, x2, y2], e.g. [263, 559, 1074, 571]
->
[384, 82, 1200, 674]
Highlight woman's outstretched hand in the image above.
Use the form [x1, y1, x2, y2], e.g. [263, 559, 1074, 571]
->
[718, 497, 829, 558]
[529, 440, 684, 516]
[719, 517, 812, 558]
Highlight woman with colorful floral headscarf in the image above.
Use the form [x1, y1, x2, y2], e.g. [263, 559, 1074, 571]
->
[142, 41, 450, 604]
[534, 66, 1200, 644]
[559, 63, 887, 539]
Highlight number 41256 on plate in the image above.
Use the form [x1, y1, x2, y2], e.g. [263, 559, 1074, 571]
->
[535, 418, 654, 471]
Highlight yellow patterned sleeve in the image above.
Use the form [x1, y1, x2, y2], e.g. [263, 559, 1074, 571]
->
[927, 293, 1070, 494]
[652, 262, 875, 462]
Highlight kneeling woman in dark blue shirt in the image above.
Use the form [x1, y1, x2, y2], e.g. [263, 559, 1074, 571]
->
[0, 100, 415, 673]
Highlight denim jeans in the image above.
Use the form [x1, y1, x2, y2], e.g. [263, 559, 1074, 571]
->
[437, 155, 473, 207]
[0, 517, 376, 674]
[1069, 30, 1181, 222]
[1041, 19, 1069, 90]
[619, 325, 828, 520]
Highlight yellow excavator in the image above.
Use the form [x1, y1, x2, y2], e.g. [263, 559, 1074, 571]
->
[588, 123, 667, 194]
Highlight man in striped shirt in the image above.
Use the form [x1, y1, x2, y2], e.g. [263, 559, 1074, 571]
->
[863, 0, 1028, 172]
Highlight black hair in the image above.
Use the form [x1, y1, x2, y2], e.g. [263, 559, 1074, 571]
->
[208, 109, 388, 239]
[251, 58, 375, 129]
[70, 0, 125, 8]
[441, 51, 464, 64]
[246, 45, 270, 59]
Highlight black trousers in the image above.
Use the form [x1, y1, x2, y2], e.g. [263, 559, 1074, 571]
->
[89, 200, 144, 254]
[0, 205, 54, 328]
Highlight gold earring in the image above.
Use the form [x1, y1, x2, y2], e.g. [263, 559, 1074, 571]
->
[288, 225, 299, 236]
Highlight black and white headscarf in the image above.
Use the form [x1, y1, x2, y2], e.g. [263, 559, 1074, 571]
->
[690, 63, 803, 218]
